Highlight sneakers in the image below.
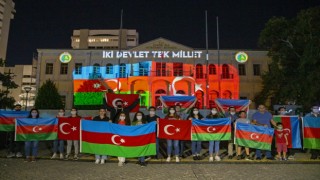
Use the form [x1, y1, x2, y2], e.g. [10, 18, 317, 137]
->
[7, 152, 15, 158]
[145, 157, 151, 162]
[245, 155, 251, 161]
[237, 155, 241, 160]
[175, 156, 180, 163]
[166, 156, 171, 162]
[209, 156, 214, 162]
[288, 155, 294, 160]
[51, 153, 58, 159]
[215, 155, 221, 161]
[140, 162, 146, 167]
[283, 158, 288, 161]
[64, 154, 70, 160]
[73, 155, 79, 160]
[16, 152, 23, 158]
[95, 159, 100, 164]
[228, 155, 233, 159]
[59, 153, 64, 159]
[101, 159, 105, 164]
[118, 161, 124, 166]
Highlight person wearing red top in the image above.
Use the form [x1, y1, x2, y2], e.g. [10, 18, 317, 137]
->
[275, 122, 288, 161]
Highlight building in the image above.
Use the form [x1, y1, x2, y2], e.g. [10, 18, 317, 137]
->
[71, 29, 139, 50]
[36, 37, 271, 109]
[3, 65, 36, 109]
[0, 0, 15, 60]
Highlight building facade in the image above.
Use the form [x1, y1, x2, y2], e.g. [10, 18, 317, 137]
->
[0, 0, 15, 60]
[36, 38, 271, 109]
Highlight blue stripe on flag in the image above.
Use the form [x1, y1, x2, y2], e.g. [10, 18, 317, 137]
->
[81, 120, 156, 136]
[290, 116, 301, 148]
[160, 96, 195, 102]
[236, 122, 274, 136]
[303, 117, 320, 128]
[16, 118, 58, 126]
[0, 111, 29, 117]
[192, 118, 231, 126]
[215, 98, 250, 106]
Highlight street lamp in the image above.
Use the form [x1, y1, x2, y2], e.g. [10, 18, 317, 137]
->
[24, 87, 32, 111]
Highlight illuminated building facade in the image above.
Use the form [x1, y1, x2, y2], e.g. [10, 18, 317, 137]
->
[36, 38, 271, 109]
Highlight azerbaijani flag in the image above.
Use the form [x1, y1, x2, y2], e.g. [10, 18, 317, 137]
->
[81, 120, 156, 157]
[273, 115, 301, 148]
[235, 122, 274, 150]
[0, 111, 29, 132]
[15, 118, 58, 141]
[214, 98, 250, 113]
[303, 116, 320, 149]
[159, 96, 197, 114]
[192, 118, 231, 141]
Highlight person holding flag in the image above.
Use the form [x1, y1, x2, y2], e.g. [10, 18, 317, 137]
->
[305, 105, 320, 160]
[24, 108, 40, 162]
[106, 98, 140, 123]
[252, 104, 277, 160]
[51, 109, 66, 160]
[65, 108, 81, 160]
[235, 111, 252, 160]
[225, 106, 238, 159]
[116, 112, 131, 166]
[145, 106, 160, 159]
[132, 111, 147, 167]
[187, 107, 204, 160]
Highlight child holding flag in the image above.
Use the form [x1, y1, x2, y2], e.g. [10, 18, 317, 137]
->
[275, 122, 288, 160]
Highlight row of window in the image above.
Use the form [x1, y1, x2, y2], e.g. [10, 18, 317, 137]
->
[45, 63, 262, 77]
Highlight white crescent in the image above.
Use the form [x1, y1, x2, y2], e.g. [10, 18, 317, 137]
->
[172, 76, 195, 95]
[112, 98, 123, 107]
[111, 135, 121, 145]
[32, 126, 39, 132]
[59, 122, 71, 135]
[207, 126, 215, 133]
[284, 128, 291, 134]
[250, 133, 257, 140]
[164, 125, 175, 135]
[106, 79, 122, 92]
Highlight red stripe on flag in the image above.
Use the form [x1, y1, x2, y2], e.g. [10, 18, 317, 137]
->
[192, 125, 231, 134]
[0, 117, 15, 125]
[236, 130, 273, 143]
[82, 131, 156, 147]
[281, 116, 293, 148]
[16, 125, 58, 134]
[304, 127, 320, 139]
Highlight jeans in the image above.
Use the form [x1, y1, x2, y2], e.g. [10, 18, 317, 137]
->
[155, 138, 159, 157]
[25, 141, 39, 157]
[8, 132, 23, 153]
[167, 139, 179, 156]
[209, 141, 220, 155]
[67, 140, 79, 155]
[138, 156, 145, 162]
[256, 149, 272, 158]
[95, 155, 107, 160]
[191, 141, 201, 155]
[53, 140, 64, 153]
[179, 141, 185, 156]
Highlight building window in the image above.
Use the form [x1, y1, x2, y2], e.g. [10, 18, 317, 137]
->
[119, 63, 126, 78]
[238, 64, 246, 76]
[222, 64, 230, 79]
[240, 96, 247, 99]
[45, 63, 53, 74]
[173, 63, 183, 76]
[253, 64, 261, 76]
[196, 64, 203, 78]
[139, 62, 149, 76]
[209, 64, 216, 75]
[106, 63, 113, 74]
[75, 63, 82, 74]
[156, 62, 166, 76]
[176, 90, 185, 95]
[60, 63, 68, 74]
[93, 63, 100, 74]
[60, 95, 66, 108]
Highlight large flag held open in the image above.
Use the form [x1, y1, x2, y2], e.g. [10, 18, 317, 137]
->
[159, 96, 197, 113]
[303, 116, 320, 149]
[192, 118, 231, 141]
[157, 119, 192, 140]
[15, 118, 58, 141]
[273, 115, 301, 148]
[81, 120, 156, 157]
[235, 122, 274, 150]
[105, 93, 140, 112]
[0, 111, 29, 132]
[58, 117, 82, 140]
[214, 98, 250, 113]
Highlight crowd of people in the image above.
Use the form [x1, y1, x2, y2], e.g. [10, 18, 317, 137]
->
[4, 102, 320, 167]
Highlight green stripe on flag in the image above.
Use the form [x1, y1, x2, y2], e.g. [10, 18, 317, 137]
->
[304, 138, 320, 150]
[81, 141, 156, 158]
[0, 124, 14, 132]
[192, 133, 231, 141]
[16, 133, 57, 141]
[273, 116, 282, 123]
[235, 138, 271, 150]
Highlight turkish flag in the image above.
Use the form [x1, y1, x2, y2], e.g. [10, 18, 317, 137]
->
[158, 119, 191, 140]
[58, 117, 81, 140]
[105, 93, 140, 112]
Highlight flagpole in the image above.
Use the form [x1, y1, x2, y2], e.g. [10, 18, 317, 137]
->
[118, 9, 123, 94]
[217, 16, 221, 97]
[205, 11, 209, 109]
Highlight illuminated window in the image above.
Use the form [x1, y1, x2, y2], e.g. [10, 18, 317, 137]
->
[119, 63, 126, 78]
[196, 64, 203, 78]
[176, 90, 185, 94]
[222, 64, 230, 79]
[155, 89, 166, 94]
[75, 63, 82, 74]
[209, 64, 216, 75]
[106, 63, 113, 74]
[60, 63, 68, 75]
[173, 63, 183, 76]
[93, 63, 100, 74]
[136, 90, 146, 106]
[238, 64, 246, 76]
[45, 63, 53, 74]
[139, 62, 149, 76]
[156, 62, 166, 76]
[253, 64, 261, 76]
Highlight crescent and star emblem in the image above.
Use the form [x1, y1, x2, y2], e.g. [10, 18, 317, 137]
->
[32, 126, 42, 133]
[164, 124, 180, 135]
[206, 126, 216, 133]
[250, 133, 259, 140]
[111, 135, 125, 145]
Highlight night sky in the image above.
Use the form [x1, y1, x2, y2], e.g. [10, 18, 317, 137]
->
[6, 0, 320, 66]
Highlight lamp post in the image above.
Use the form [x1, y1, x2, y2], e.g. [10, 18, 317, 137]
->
[24, 87, 32, 111]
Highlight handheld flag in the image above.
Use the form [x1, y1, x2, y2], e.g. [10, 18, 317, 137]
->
[105, 93, 140, 112]
[0, 111, 29, 132]
[157, 119, 192, 140]
[159, 96, 196, 113]
[273, 115, 301, 148]
[192, 118, 231, 141]
[214, 98, 250, 113]
[303, 116, 320, 149]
